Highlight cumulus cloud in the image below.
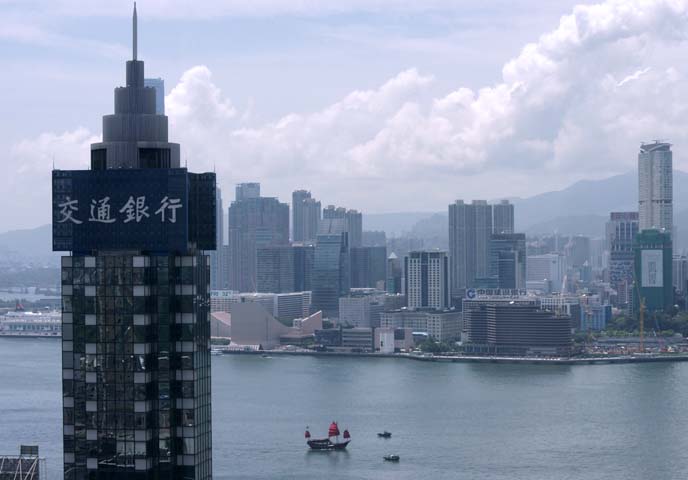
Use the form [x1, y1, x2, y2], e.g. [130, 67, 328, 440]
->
[8, 0, 688, 229]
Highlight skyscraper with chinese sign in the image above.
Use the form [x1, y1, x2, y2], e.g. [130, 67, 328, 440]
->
[52, 5, 214, 479]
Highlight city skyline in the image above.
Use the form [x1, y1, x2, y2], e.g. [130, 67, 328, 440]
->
[4, 0, 688, 229]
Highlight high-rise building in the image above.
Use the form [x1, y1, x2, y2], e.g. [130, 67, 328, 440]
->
[292, 190, 321, 242]
[293, 244, 315, 292]
[350, 246, 387, 289]
[526, 254, 565, 292]
[53, 7, 214, 478]
[638, 141, 673, 233]
[235, 182, 261, 202]
[673, 255, 688, 296]
[143, 77, 164, 115]
[565, 235, 591, 269]
[448, 200, 493, 291]
[634, 229, 672, 312]
[404, 251, 450, 310]
[210, 187, 225, 289]
[489, 233, 526, 289]
[323, 205, 363, 248]
[256, 245, 295, 293]
[606, 212, 639, 307]
[227, 188, 289, 292]
[493, 200, 514, 234]
[386, 253, 402, 295]
[312, 228, 350, 318]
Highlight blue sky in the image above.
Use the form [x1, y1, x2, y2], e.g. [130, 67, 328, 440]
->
[2, 0, 688, 230]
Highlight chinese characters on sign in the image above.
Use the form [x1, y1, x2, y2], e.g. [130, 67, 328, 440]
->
[58, 195, 183, 225]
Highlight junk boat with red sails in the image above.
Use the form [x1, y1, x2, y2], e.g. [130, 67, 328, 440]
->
[305, 422, 351, 450]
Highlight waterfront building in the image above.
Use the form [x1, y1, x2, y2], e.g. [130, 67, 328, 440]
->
[404, 251, 450, 310]
[256, 245, 295, 293]
[350, 246, 387, 289]
[462, 299, 571, 356]
[638, 141, 673, 233]
[338, 290, 385, 328]
[606, 212, 639, 308]
[379, 309, 460, 342]
[526, 254, 565, 293]
[0, 309, 61, 337]
[292, 190, 321, 243]
[341, 327, 374, 351]
[634, 229, 672, 312]
[579, 298, 611, 332]
[488, 233, 526, 289]
[374, 327, 415, 353]
[539, 296, 581, 329]
[210, 290, 311, 324]
[229, 303, 322, 349]
[448, 200, 493, 292]
[53, 7, 214, 478]
[227, 186, 289, 292]
[493, 200, 514, 234]
[312, 226, 350, 318]
[143, 77, 164, 115]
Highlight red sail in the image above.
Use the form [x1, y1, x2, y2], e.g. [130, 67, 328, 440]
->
[343, 429, 350, 439]
[328, 422, 340, 437]
[305, 430, 311, 439]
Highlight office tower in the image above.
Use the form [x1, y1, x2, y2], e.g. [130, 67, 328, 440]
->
[404, 251, 450, 310]
[143, 78, 164, 115]
[674, 255, 688, 296]
[256, 245, 295, 293]
[493, 200, 514, 234]
[293, 244, 315, 292]
[227, 190, 289, 292]
[312, 227, 350, 318]
[526, 254, 565, 292]
[323, 205, 363, 248]
[350, 246, 387, 289]
[634, 229, 672, 312]
[386, 253, 402, 294]
[235, 182, 260, 202]
[638, 141, 673, 233]
[210, 187, 225, 289]
[606, 212, 639, 307]
[362, 230, 386, 247]
[448, 200, 492, 292]
[489, 233, 526, 289]
[53, 6, 214, 478]
[346, 210, 363, 248]
[292, 190, 321, 242]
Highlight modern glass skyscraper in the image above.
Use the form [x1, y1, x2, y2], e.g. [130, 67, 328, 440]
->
[448, 200, 493, 292]
[638, 141, 673, 233]
[606, 212, 639, 308]
[488, 233, 526, 289]
[492, 200, 514, 234]
[53, 6, 215, 479]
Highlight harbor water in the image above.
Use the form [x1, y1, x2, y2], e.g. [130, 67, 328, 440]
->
[1, 337, 687, 479]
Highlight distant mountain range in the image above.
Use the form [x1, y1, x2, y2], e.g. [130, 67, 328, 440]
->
[3, 170, 688, 262]
[364, 170, 688, 248]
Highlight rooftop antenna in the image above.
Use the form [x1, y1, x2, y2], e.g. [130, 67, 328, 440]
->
[133, 2, 137, 61]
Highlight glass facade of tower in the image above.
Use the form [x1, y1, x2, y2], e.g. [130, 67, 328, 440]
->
[54, 7, 215, 479]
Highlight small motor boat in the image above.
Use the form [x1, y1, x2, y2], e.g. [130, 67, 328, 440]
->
[383, 454, 400, 462]
[377, 431, 392, 438]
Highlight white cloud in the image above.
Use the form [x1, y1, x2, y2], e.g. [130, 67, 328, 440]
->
[7, 0, 688, 229]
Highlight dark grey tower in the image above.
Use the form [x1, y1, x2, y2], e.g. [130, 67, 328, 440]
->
[54, 5, 214, 479]
[90, 4, 179, 170]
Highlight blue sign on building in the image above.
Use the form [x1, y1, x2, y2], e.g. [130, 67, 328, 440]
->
[52, 168, 207, 253]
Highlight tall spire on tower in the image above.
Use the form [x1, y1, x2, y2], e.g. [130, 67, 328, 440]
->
[133, 2, 137, 60]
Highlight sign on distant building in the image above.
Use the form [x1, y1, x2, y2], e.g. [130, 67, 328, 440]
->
[641, 249, 664, 287]
[466, 288, 528, 299]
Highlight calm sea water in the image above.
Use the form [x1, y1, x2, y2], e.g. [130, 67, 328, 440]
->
[1, 337, 688, 479]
